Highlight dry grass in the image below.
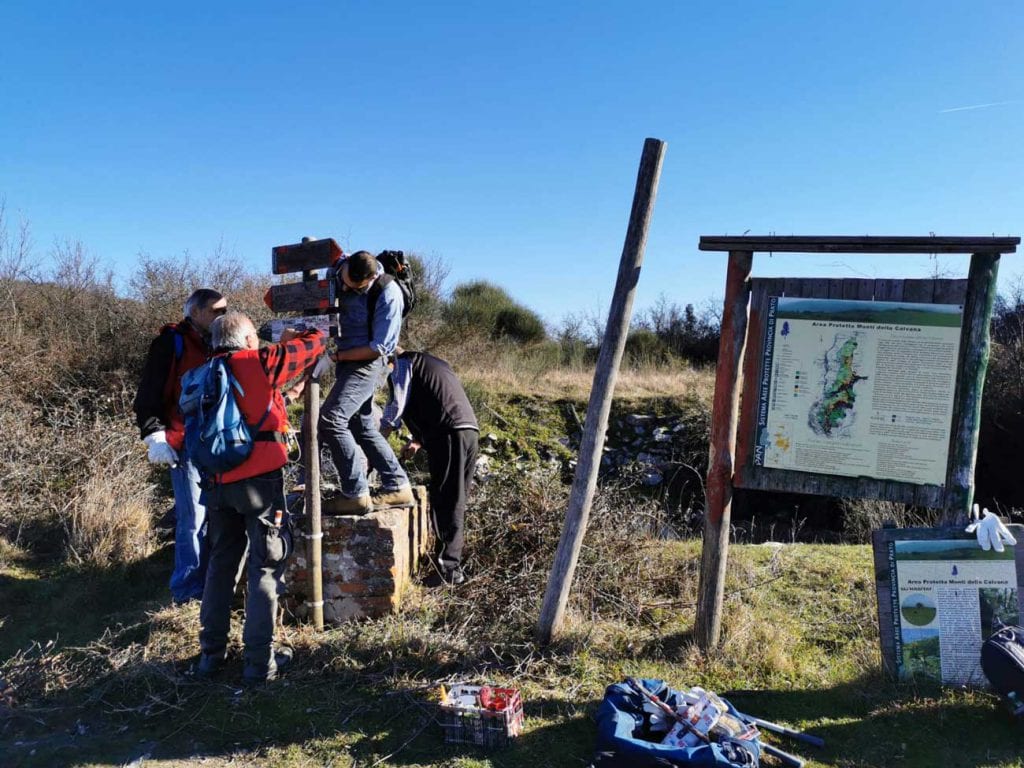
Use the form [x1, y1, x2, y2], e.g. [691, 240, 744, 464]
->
[460, 357, 715, 401]
[0, 217, 275, 566]
[0, 386, 157, 564]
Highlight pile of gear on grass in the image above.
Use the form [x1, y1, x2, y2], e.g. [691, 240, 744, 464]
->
[436, 675, 822, 767]
[587, 678, 820, 768]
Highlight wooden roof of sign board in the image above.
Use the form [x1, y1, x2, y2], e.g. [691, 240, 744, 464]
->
[698, 235, 1020, 254]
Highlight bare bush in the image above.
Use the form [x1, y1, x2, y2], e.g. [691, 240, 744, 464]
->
[0, 217, 164, 563]
[0, 385, 155, 563]
[129, 244, 272, 337]
[431, 465, 682, 642]
[838, 497, 942, 543]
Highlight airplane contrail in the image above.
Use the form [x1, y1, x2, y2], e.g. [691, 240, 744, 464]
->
[939, 100, 1020, 113]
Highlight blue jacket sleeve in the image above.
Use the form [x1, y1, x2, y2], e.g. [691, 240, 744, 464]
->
[370, 280, 403, 358]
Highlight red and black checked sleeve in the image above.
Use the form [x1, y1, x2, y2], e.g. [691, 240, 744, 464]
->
[258, 329, 326, 387]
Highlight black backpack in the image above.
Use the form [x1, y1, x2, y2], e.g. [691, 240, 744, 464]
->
[368, 250, 416, 326]
[981, 624, 1024, 716]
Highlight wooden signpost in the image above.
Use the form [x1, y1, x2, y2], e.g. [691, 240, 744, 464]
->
[267, 236, 344, 631]
[694, 236, 1020, 651]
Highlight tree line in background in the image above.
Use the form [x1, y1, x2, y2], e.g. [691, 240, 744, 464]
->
[2, 201, 1023, 566]
[0, 206, 721, 567]
[402, 254, 723, 367]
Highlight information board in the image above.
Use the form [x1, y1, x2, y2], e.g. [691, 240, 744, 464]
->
[874, 526, 1024, 684]
[753, 297, 963, 486]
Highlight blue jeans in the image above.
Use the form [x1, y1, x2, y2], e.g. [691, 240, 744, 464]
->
[319, 358, 409, 498]
[169, 452, 208, 602]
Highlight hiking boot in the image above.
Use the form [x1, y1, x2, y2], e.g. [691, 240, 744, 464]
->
[242, 647, 293, 686]
[323, 493, 372, 515]
[423, 567, 466, 588]
[194, 650, 227, 679]
[372, 486, 415, 508]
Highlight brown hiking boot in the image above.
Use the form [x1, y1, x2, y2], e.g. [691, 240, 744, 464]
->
[372, 486, 415, 508]
[323, 494, 372, 515]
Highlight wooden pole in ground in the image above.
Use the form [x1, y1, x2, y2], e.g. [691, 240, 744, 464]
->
[303, 375, 324, 630]
[536, 137, 666, 644]
[298, 245, 326, 632]
[943, 252, 1001, 524]
[695, 249, 753, 650]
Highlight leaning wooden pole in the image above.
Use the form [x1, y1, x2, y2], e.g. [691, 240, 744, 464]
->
[536, 137, 666, 644]
[303, 377, 324, 631]
[943, 252, 1001, 524]
[695, 249, 753, 650]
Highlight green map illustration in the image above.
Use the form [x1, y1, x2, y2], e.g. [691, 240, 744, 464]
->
[808, 333, 868, 437]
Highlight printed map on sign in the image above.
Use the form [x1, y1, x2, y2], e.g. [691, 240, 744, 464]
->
[753, 297, 963, 485]
[807, 332, 869, 439]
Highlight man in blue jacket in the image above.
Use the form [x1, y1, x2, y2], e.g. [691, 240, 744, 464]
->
[320, 251, 413, 513]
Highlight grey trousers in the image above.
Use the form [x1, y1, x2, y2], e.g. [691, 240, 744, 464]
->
[199, 469, 292, 673]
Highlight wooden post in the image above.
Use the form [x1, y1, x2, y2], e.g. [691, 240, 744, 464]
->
[295, 242, 326, 632]
[536, 137, 666, 644]
[695, 250, 753, 650]
[943, 252, 1001, 524]
[303, 378, 324, 630]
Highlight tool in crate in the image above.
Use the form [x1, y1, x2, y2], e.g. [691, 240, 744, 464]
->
[438, 683, 525, 748]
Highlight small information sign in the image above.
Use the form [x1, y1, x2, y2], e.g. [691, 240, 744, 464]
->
[873, 526, 1024, 684]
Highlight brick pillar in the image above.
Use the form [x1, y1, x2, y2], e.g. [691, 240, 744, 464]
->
[284, 485, 431, 623]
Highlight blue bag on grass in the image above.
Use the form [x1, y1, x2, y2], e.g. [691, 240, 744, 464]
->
[592, 679, 760, 768]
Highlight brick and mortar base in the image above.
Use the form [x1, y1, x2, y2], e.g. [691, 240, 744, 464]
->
[283, 486, 432, 624]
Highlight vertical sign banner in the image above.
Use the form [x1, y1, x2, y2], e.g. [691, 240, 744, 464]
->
[753, 297, 963, 485]
[889, 538, 1019, 684]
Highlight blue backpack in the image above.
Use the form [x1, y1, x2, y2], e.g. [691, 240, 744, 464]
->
[179, 355, 273, 475]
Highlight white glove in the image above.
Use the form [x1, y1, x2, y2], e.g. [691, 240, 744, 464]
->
[143, 431, 179, 467]
[312, 354, 332, 380]
[966, 504, 1017, 553]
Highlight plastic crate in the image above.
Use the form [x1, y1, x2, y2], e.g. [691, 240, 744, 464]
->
[439, 684, 524, 748]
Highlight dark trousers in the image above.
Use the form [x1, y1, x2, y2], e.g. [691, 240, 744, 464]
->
[425, 429, 478, 571]
[199, 470, 293, 673]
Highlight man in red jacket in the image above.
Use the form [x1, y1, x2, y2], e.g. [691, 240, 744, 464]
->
[133, 288, 226, 603]
[195, 311, 325, 684]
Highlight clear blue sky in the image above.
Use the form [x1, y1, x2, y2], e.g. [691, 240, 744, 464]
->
[2, 1, 1022, 326]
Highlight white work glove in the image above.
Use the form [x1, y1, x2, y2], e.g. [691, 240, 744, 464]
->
[311, 353, 332, 380]
[143, 431, 179, 467]
[966, 504, 1017, 553]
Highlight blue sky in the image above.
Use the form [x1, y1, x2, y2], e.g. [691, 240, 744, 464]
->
[2, 1, 1021, 325]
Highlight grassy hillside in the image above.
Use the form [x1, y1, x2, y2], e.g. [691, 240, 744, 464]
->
[4, 479, 1024, 766]
[2, 258, 1023, 766]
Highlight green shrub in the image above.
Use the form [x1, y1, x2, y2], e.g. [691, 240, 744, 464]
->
[444, 280, 547, 343]
[636, 295, 720, 364]
[494, 305, 546, 343]
[624, 328, 672, 366]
